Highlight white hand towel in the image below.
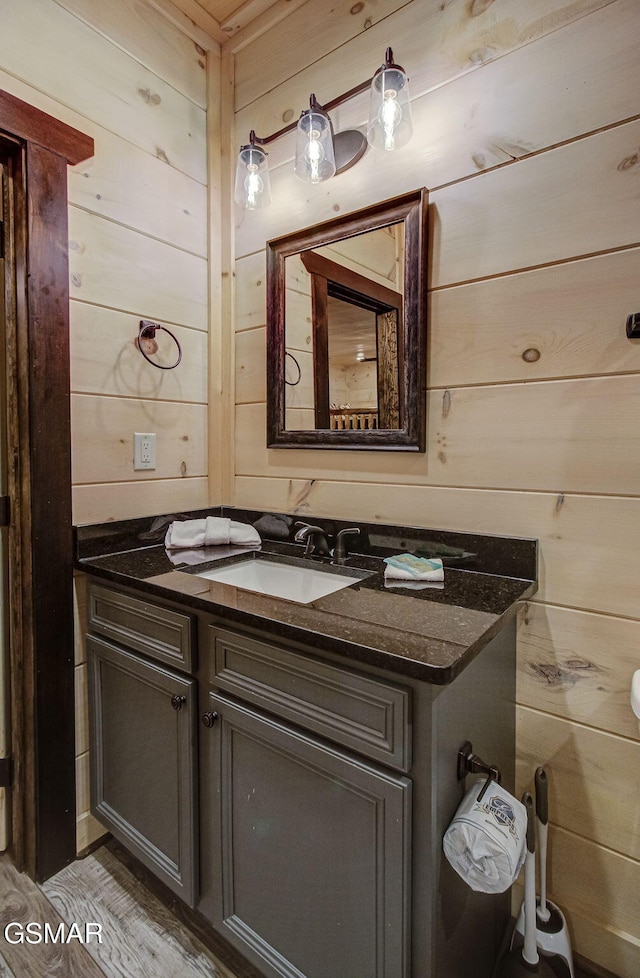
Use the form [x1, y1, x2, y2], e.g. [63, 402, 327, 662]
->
[165, 517, 260, 550]
[204, 517, 231, 546]
[442, 780, 526, 894]
[165, 519, 207, 550]
[229, 520, 261, 546]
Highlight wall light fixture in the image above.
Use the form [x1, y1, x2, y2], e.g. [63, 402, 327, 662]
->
[234, 48, 412, 210]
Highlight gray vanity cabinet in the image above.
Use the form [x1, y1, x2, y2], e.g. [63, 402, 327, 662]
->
[87, 587, 198, 907]
[203, 627, 412, 978]
[84, 580, 517, 978]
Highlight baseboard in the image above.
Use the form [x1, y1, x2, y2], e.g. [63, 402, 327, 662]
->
[575, 952, 623, 978]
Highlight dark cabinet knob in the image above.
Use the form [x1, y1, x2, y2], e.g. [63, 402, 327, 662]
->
[201, 711, 218, 728]
[171, 694, 187, 711]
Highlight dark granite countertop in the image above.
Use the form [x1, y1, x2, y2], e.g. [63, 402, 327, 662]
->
[75, 508, 537, 684]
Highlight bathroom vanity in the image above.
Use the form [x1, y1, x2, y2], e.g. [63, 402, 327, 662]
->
[77, 509, 537, 978]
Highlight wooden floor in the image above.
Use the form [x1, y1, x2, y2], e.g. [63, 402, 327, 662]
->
[0, 845, 601, 978]
[0, 846, 239, 978]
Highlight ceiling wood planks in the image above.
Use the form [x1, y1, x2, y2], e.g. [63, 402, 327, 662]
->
[161, 0, 310, 51]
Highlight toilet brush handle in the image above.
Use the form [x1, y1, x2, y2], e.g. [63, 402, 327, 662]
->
[535, 766, 551, 922]
[522, 792, 539, 967]
[535, 767, 548, 824]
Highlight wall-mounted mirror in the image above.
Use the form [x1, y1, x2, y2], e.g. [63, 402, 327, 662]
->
[266, 189, 428, 451]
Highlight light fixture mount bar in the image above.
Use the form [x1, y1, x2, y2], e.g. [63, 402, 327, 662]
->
[250, 78, 371, 146]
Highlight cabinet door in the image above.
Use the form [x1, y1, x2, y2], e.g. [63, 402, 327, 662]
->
[206, 692, 411, 978]
[88, 634, 198, 906]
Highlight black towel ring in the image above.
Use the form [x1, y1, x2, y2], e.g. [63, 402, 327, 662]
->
[137, 320, 182, 370]
[285, 351, 301, 386]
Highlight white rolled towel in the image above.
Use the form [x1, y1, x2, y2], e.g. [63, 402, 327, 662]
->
[165, 516, 260, 550]
[442, 780, 527, 894]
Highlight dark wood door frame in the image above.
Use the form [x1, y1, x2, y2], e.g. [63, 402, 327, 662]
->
[0, 89, 93, 881]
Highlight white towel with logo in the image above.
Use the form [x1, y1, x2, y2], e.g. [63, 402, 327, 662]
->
[442, 780, 527, 893]
[165, 517, 260, 550]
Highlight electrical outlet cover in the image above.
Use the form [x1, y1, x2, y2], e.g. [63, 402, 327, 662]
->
[133, 432, 156, 470]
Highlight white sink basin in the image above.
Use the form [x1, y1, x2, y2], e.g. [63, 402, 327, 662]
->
[191, 556, 370, 604]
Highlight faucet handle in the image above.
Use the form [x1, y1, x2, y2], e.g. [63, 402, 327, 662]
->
[333, 527, 360, 562]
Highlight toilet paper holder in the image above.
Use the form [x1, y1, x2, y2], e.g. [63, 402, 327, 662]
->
[457, 741, 502, 802]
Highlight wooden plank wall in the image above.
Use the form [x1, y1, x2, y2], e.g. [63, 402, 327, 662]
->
[0, 0, 217, 852]
[230, 1, 640, 974]
[0, 0, 213, 525]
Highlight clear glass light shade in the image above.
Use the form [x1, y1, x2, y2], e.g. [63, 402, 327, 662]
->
[294, 106, 336, 184]
[234, 144, 271, 210]
[367, 64, 413, 152]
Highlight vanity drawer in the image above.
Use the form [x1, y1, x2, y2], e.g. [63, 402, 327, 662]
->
[209, 627, 411, 772]
[88, 584, 195, 672]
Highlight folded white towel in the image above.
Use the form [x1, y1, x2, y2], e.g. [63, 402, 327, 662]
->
[165, 517, 260, 550]
[383, 554, 444, 582]
[442, 780, 526, 894]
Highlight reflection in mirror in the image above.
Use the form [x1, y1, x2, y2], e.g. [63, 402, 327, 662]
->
[267, 189, 427, 451]
[284, 223, 404, 432]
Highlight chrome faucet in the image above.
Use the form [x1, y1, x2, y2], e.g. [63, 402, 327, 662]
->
[294, 522, 331, 558]
[332, 527, 360, 563]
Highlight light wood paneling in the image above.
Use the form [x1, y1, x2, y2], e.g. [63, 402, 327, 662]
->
[68, 209, 208, 331]
[237, 0, 638, 181]
[423, 376, 640, 494]
[234, 0, 407, 111]
[235, 371, 640, 494]
[70, 394, 207, 484]
[75, 663, 89, 757]
[219, 0, 291, 38]
[429, 248, 640, 387]
[234, 477, 640, 620]
[0, 71, 208, 254]
[70, 304, 208, 404]
[69, 134, 207, 255]
[74, 574, 88, 667]
[517, 603, 640, 741]
[546, 826, 640, 952]
[239, 248, 640, 390]
[238, 117, 640, 272]
[139, 0, 222, 51]
[152, 0, 228, 44]
[0, 0, 215, 880]
[207, 49, 236, 506]
[77, 811, 106, 854]
[234, 0, 614, 124]
[516, 707, 640, 860]
[235, 251, 266, 331]
[568, 905, 640, 978]
[284, 291, 313, 351]
[0, 0, 207, 183]
[75, 748, 106, 852]
[431, 120, 640, 287]
[222, 0, 309, 52]
[53, 0, 208, 107]
[75, 753, 91, 833]
[72, 477, 210, 525]
[235, 2, 639, 257]
[235, 328, 266, 404]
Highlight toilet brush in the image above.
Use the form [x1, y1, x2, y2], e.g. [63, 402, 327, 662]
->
[497, 793, 556, 978]
[513, 768, 575, 977]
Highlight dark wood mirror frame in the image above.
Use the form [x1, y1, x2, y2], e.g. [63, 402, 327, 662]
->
[266, 188, 428, 451]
